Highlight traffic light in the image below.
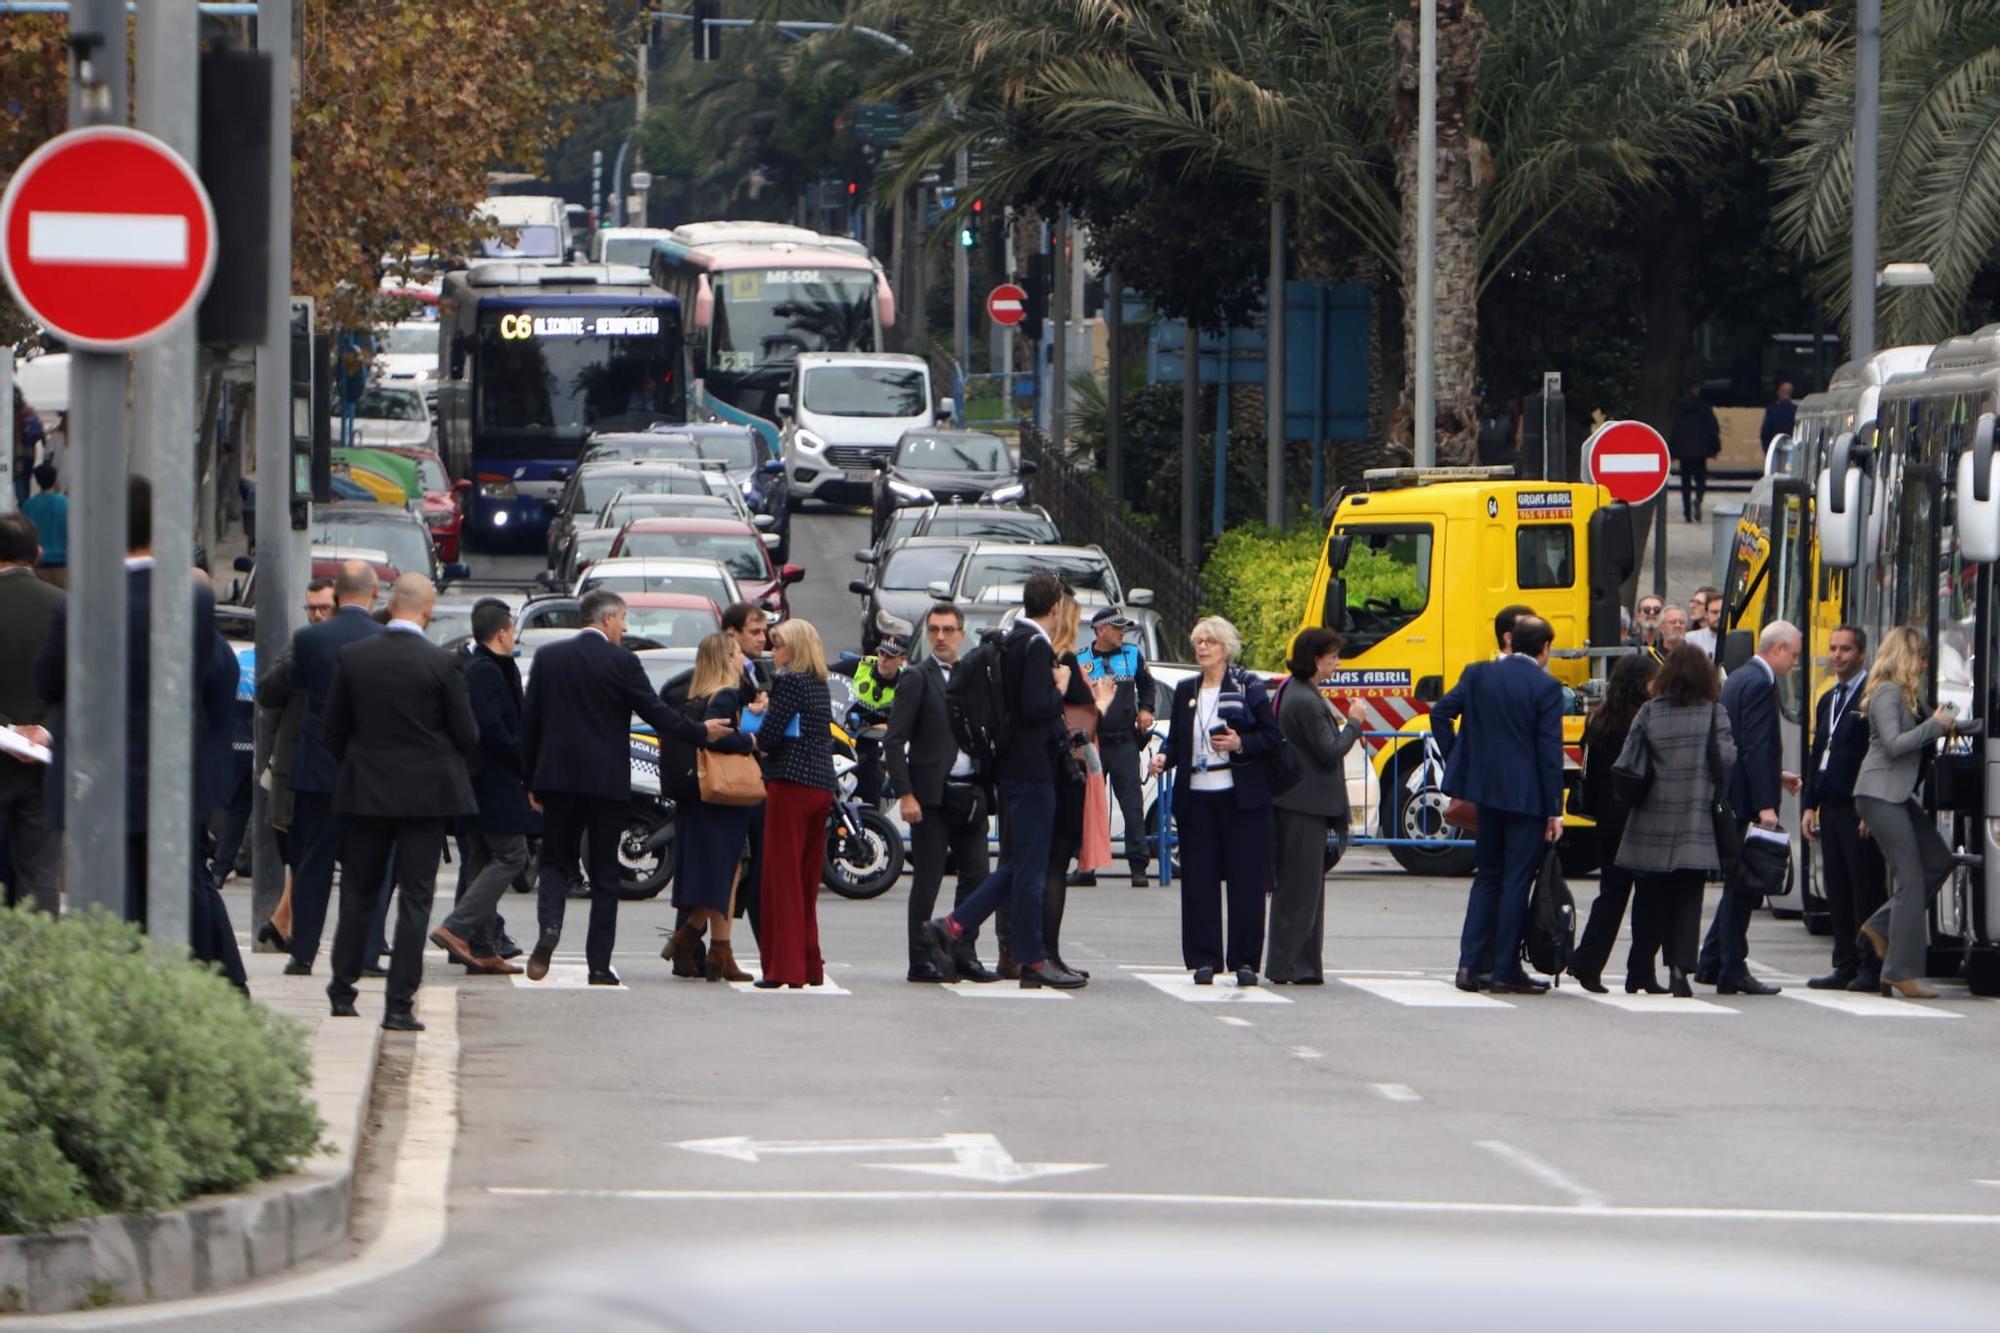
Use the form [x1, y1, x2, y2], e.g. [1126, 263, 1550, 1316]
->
[958, 198, 983, 249]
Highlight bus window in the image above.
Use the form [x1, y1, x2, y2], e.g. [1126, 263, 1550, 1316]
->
[1337, 526, 1433, 655]
[1515, 526, 1573, 589]
[1765, 494, 1808, 721]
[1938, 396, 1977, 716]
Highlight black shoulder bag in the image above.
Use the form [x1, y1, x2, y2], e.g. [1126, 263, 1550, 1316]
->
[1607, 708, 1653, 809]
[1705, 703, 1742, 876]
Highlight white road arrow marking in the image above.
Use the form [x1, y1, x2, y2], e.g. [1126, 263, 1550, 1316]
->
[674, 1132, 1104, 1185]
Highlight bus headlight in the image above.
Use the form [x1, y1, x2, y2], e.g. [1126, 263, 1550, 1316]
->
[478, 475, 517, 500]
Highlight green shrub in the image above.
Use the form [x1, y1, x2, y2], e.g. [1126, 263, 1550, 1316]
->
[0, 907, 324, 1234]
[1201, 521, 1326, 671]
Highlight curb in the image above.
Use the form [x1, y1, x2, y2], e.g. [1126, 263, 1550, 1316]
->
[0, 1017, 384, 1315]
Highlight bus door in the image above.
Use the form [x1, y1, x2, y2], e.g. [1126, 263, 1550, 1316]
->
[1761, 478, 1813, 909]
[1928, 396, 1985, 953]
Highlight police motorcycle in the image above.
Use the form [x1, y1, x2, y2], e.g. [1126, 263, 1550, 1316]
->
[823, 675, 906, 900]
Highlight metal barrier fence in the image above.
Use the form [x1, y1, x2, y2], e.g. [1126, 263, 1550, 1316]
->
[1017, 425, 1206, 647]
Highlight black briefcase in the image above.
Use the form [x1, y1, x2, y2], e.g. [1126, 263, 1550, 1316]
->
[1729, 827, 1789, 903]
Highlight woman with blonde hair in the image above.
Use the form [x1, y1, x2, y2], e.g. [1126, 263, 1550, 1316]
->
[666, 633, 760, 982]
[1040, 592, 1114, 976]
[754, 618, 837, 987]
[1853, 625, 1966, 998]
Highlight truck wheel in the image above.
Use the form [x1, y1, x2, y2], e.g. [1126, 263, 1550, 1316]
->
[1382, 763, 1476, 877]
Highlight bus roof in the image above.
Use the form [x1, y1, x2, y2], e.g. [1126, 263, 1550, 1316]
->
[445, 264, 660, 294]
[1921, 324, 2000, 374]
[666, 221, 869, 256]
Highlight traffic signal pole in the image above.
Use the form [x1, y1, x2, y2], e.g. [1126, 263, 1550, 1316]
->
[953, 144, 969, 373]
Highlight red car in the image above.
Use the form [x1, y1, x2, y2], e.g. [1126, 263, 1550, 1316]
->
[607, 516, 805, 620]
[377, 447, 471, 563]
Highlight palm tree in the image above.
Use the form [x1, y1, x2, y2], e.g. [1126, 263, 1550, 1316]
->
[1777, 0, 2000, 346]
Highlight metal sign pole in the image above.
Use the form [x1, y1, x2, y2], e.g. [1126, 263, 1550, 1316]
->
[62, 0, 133, 919]
[1412, 0, 1438, 467]
[139, 0, 199, 949]
[0, 350, 13, 516]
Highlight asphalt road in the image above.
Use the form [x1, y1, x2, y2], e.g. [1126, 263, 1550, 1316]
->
[78, 508, 2000, 1330]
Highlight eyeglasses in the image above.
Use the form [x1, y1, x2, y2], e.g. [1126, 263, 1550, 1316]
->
[926, 624, 959, 635]
[1191, 636, 1221, 647]
[1638, 604, 1662, 615]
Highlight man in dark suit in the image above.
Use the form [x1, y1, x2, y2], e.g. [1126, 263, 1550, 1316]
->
[523, 588, 731, 985]
[0, 511, 63, 913]
[1432, 615, 1565, 994]
[921, 572, 1083, 988]
[322, 575, 481, 1029]
[886, 605, 997, 983]
[33, 478, 245, 989]
[1698, 619, 1801, 996]
[1802, 625, 1886, 992]
[431, 599, 532, 975]
[257, 559, 382, 975]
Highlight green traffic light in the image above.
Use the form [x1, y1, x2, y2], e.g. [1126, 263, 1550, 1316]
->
[958, 227, 976, 249]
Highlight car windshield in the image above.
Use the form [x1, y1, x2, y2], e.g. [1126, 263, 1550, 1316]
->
[353, 387, 426, 421]
[310, 518, 431, 577]
[379, 326, 436, 356]
[692, 431, 758, 471]
[925, 511, 1060, 543]
[960, 553, 1115, 600]
[600, 236, 659, 267]
[619, 531, 767, 581]
[479, 225, 561, 259]
[624, 606, 719, 648]
[801, 366, 926, 418]
[584, 573, 733, 608]
[579, 470, 712, 513]
[590, 436, 702, 465]
[410, 455, 450, 492]
[896, 433, 1006, 472]
[882, 545, 966, 592]
[424, 606, 475, 646]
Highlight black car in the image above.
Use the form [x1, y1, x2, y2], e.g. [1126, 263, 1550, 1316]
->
[848, 536, 974, 653]
[868, 429, 1031, 544]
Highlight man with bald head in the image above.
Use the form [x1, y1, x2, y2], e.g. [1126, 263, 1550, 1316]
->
[321, 573, 480, 1029]
[256, 557, 383, 974]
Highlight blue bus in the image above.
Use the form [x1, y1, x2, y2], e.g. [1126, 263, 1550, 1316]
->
[436, 263, 685, 545]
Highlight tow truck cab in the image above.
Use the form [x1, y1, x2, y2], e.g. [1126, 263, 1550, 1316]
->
[1299, 467, 1636, 876]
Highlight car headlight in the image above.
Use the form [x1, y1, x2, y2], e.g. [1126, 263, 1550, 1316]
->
[794, 429, 826, 454]
[477, 475, 517, 500]
[888, 480, 935, 505]
[424, 510, 451, 528]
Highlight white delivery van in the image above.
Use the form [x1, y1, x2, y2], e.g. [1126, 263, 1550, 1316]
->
[777, 352, 952, 507]
[471, 196, 573, 266]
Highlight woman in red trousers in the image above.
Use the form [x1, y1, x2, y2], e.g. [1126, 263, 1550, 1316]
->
[754, 618, 837, 987]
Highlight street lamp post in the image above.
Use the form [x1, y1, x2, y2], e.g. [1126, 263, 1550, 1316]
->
[1851, 0, 1881, 361]
[1413, 0, 1438, 467]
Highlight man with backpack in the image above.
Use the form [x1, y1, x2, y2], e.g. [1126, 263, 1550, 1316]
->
[923, 572, 1085, 988]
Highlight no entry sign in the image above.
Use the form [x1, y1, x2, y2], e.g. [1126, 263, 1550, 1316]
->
[1583, 420, 1672, 505]
[986, 283, 1027, 327]
[1, 126, 217, 351]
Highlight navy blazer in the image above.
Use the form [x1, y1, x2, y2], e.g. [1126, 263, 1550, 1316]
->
[1802, 672, 1870, 809]
[991, 621, 1066, 784]
[275, 605, 384, 796]
[462, 644, 541, 835]
[323, 629, 481, 820]
[1432, 655, 1564, 819]
[1721, 657, 1782, 819]
[522, 628, 708, 802]
[1163, 667, 1281, 812]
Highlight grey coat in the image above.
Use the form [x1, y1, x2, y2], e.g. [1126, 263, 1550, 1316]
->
[1613, 698, 1738, 875]
[1851, 685, 1946, 804]
[1271, 677, 1362, 819]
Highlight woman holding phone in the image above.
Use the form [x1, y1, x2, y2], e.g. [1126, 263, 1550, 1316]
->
[1852, 626, 1966, 999]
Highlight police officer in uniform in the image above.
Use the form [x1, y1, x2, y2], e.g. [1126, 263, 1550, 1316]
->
[1075, 606, 1156, 886]
[832, 634, 908, 807]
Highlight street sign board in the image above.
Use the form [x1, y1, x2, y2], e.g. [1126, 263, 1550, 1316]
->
[1583, 419, 1671, 505]
[0, 126, 217, 351]
[986, 283, 1027, 327]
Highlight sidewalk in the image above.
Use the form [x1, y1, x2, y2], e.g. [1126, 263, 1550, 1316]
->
[0, 952, 386, 1314]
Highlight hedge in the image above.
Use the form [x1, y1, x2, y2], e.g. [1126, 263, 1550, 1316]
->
[1200, 521, 1326, 671]
[0, 906, 324, 1235]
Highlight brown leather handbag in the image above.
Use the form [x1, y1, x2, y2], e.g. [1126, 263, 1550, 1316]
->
[1443, 797, 1479, 832]
[697, 749, 766, 806]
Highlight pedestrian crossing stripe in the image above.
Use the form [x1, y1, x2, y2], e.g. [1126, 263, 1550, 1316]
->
[948, 984, 1072, 1000]
[1338, 977, 1510, 1008]
[729, 972, 852, 995]
[1554, 988, 1737, 1014]
[509, 964, 626, 991]
[1126, 968, 1292, 1004]
[1781, 989, 1961, 1019]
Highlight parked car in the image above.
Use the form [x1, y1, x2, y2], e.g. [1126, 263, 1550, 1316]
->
[337, 383, 433, 449]
[306, 503, 467, 587]
[606, 517, 804, 620]
[229, 544, 400, 607]
[848, 537, 974, 654]
[868, 429, 1029, 542]
[542, 461, 740, 571]
[927, 542, 1150, 639]
[374, 446, 470, 562]
[575, 556, 747, 613]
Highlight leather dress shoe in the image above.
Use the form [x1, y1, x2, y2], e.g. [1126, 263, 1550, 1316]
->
[1694, 968, 1718, 987]
[1625, 974, 1669, 995]
[381, 1011, 424, 1032]
[952, 950, 1000, 983]
[1807, 964, 1858, 990]
[1234, 967, 1258, 988]
[470, 954, 523, 975]
[1453, 967, 1488, 992]
[1066, 870, 1097, 887]
[257, 922, 290, 952]
[329, 998, 359, 1018]
[1718, 973, 1781, 996]
[907, 960, 957, 983]
[1571, 966, 1607, 994]
[1669, 966, 1694, 998]
[1020, 960, 1087, 989]
[527, 929, 560, 981]
[494, 934, 524, 960]
[1488, 976, 1550, 995]
[1130, 867, 1150, 888]
[283, 960, 313, 976]
[1847, 968, 1883, 993]
[587, 968, 622, 986]
[429, 926, 478, 968]
[1192, 966, 1216, 986]
[360, 962, 389, 979]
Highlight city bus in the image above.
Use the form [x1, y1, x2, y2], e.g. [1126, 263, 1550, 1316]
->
[1817, 327, 2000, 994]
[435, 263, 685, 545]
[647, 221, 896, 454]
[1719, 346, 1932, 929]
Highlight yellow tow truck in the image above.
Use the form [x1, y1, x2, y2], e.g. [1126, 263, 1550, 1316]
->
[1297, 467, 1637, 875]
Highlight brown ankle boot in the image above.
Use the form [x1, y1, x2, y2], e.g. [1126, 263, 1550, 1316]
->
[706, 939, 753, 983]
[998, 943, 1020, 981]
[667, 923, 705, 977]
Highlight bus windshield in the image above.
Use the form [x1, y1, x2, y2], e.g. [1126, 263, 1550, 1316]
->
[600, 237, 659, 267]
[474, 303, 681, 457]
[709, 269, 875, 375]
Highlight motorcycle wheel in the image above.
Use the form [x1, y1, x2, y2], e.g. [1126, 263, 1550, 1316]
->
[584, 805, 674, 901]
[822, 805, 904, 900]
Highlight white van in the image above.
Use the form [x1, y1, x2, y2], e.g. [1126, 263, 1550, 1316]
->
[472, 196, 574, 266]
[593, 227, 675, 267]
[778, 352, 953, 507]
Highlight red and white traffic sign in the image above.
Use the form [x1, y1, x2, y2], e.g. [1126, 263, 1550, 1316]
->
[1583, 419, 1672, 505]
[1, 126, 217, 351]
[986, 283, 1028, 327]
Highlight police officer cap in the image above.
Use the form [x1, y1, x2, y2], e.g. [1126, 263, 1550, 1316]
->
[1091, 606, 1138, 631]
[877, 633, 911, 658]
